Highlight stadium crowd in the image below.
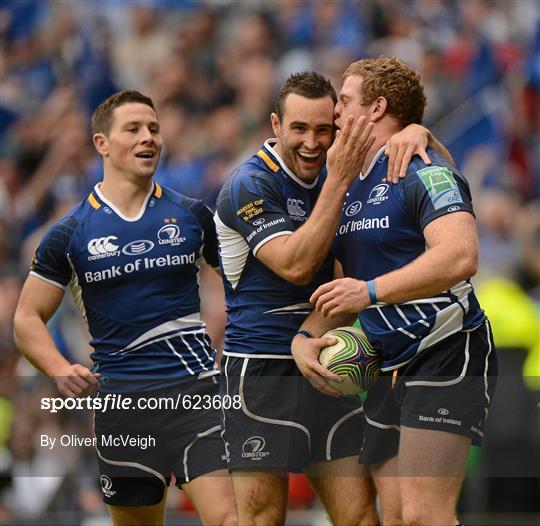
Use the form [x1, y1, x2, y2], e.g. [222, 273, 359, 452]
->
[1, 0, 539, 524]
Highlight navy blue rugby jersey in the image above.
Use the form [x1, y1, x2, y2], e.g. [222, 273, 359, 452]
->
[215, 139, 334, 357]
[30, 182, 219, 392]
[333, 146, 486, 371]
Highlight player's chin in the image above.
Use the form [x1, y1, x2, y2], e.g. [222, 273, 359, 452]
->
[135, 165, 157, 178]
[297, 161, 323, 179]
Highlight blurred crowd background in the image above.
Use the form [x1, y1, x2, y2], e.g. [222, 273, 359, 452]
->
[0, 0, 539, 524]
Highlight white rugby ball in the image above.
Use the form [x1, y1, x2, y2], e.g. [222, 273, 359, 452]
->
[319, 326, 380, 396]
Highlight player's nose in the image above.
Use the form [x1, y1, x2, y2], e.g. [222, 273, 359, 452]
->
[302, 131, 318, 150]
[139, 126, 154, 143]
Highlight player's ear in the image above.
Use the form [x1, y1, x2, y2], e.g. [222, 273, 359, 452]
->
[93, 133, 109, 156]
[271, 113, 281, 138]
[370, 96, 388, 123]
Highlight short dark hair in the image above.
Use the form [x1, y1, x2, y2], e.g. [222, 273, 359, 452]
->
[275, 72, 337, 121]
[91, 90, 157, 136]
[343, 56, 426, 126]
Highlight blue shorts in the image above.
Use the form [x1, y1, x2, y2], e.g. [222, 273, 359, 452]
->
[220, 355, 365, 472]
[94, 375, 227, 506]
[360, 320, 497, 465]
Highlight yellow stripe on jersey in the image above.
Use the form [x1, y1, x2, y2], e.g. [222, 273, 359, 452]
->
[154, 183, 163, 198]
[88, 193, 101, 209]
[257, 150, 280, 173]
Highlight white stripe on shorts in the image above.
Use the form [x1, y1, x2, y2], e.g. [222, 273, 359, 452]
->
[95, 446, 167, 486]
[182, 425, 221, 483]
[325, 407, 364, 460]
[239, 357, 311, 449]
[364, 415, 401, 431]
[92, 408, 167, 486]
[404, 330, 471, 387]
[221, 356, 232, 462]
[482, 320, 493, 421]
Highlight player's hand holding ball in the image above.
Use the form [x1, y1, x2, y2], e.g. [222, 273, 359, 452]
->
[291, 333, 343, 397]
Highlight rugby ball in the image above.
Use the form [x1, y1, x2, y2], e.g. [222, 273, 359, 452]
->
[319, 326, 380, 396]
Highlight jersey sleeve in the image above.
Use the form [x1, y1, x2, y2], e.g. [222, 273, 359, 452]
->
[216, 169, 295, 255]
[191, 200, 220, 268]
[30, 217, 78, 288]
[402, 164, 475, 231]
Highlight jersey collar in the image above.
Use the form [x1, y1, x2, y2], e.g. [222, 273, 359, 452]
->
[359, 145, 387, 181]
[90, 181, 162, 222]
[261, 139, 319, 189]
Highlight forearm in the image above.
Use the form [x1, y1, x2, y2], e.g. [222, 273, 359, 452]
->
[289, 175, 347, 246]
[300, 309, 356, 338]
[271, 178, 349, 282]
[312, 245, 476, 318]
[375, 246, 474, 304]
[14, 313, 71, 377]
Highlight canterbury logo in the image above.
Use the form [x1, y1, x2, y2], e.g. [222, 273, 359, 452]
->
[287, 198, 306, 217]
[87, 236, 119, 255]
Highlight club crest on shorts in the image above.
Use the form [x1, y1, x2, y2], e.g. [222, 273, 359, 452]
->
[100, 475, 117, 497]
[241, 436, 269, 460]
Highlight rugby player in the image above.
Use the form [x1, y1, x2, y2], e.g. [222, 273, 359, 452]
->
[215, 72, 449, 526]
[13, 91, 237, 526]
[292, 57, 497, 526]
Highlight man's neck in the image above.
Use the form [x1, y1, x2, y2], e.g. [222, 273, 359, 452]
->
[99, 173, 153, 218]
[361, 138, 387, 174]
[361, 123, 402, 174]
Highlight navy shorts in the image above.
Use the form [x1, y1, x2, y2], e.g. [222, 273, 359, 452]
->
[361, 320, 498, 465]
[94, 375, 227, 506]
[220, 355, 365, 472]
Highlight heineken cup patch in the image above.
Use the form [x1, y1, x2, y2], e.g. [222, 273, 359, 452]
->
[416, 166, 463, 209]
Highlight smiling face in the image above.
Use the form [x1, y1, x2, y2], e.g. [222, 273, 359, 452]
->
[271, 93, 335, 183]
[93, 102, 162, 182]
